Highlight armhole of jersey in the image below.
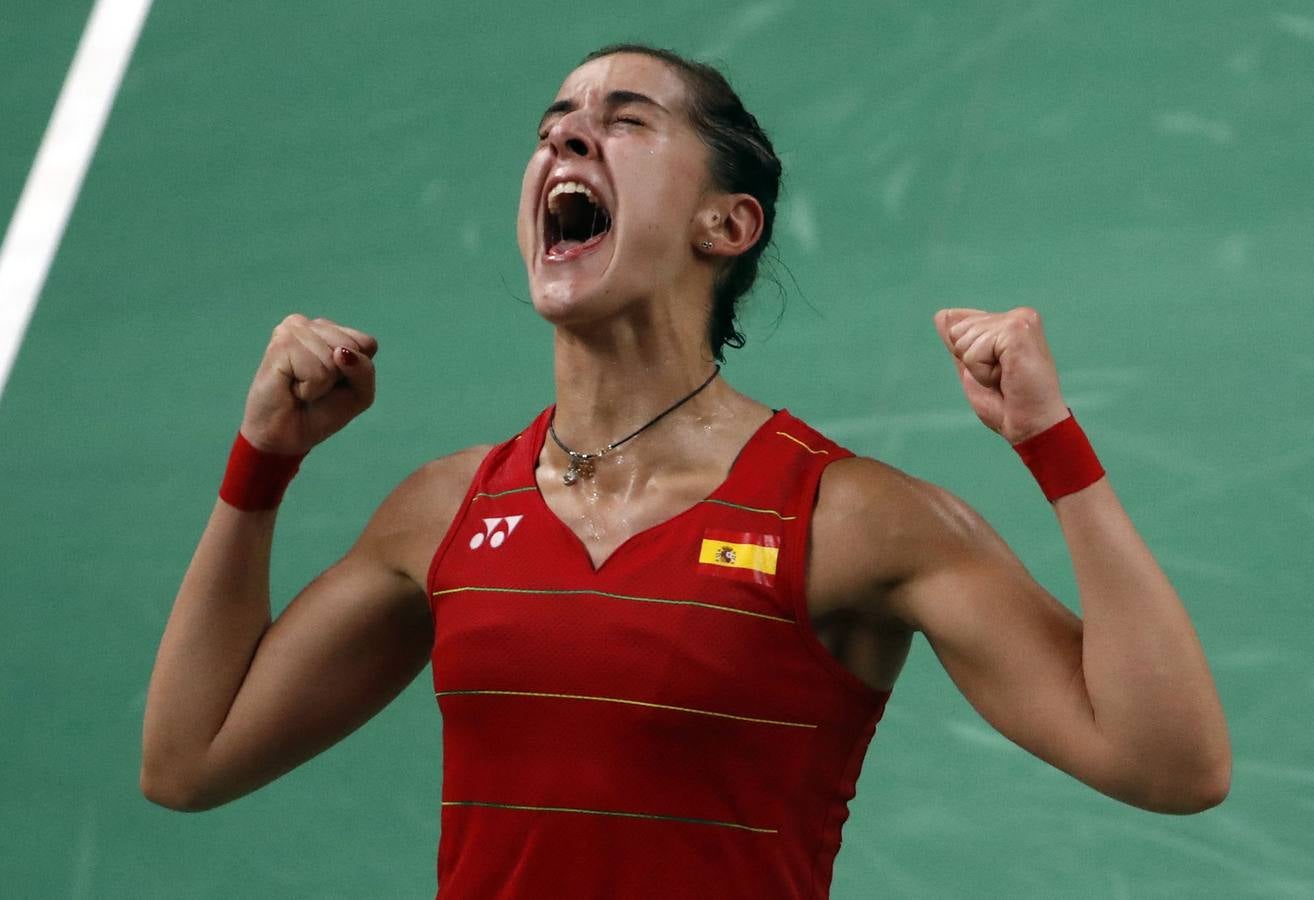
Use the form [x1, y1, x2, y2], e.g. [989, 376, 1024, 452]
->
[424, 445, 501, 620]
[781, 453, 892, 707]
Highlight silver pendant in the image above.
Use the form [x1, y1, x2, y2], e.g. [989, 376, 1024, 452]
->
[563, 455, 595, 486]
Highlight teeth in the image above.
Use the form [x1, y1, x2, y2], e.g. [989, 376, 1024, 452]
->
[547, 180, 597, 214]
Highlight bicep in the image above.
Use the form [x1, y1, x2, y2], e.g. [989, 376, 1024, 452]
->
[199, 546, 433, 806]
[890, 496, 1121, 793]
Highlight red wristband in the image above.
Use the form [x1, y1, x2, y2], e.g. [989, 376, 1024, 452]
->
[218, 432, 306, 511]
[1012, 413, 1105, 503]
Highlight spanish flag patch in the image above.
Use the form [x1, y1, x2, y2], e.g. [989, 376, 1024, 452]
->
[698, 530, 781, 585]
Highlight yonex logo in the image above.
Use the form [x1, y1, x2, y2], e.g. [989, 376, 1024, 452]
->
[468, 516, 524, 550]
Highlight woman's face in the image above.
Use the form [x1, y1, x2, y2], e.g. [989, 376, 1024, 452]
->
[518, 53, 717, 327]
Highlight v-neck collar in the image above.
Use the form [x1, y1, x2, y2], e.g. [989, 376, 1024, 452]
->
[527, 406, 785, 574]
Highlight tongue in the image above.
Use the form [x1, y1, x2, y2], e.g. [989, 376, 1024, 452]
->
[548, 231, 610, 257]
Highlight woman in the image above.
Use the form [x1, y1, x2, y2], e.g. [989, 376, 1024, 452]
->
[142, 45, 1230, 898]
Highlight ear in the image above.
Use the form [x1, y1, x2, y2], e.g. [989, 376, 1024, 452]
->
[694, 193, 764, 258]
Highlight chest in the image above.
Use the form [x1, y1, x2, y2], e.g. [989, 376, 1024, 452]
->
[430, 493, 813, 724]
[428, 486, 890, 889]
[425, 409, 901, 698]
[534, 472, 715, 570]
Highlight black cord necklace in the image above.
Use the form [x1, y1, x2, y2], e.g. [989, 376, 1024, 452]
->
[548, 365, 721, 486]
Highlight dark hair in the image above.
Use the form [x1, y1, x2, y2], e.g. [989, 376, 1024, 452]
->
[581, 44, 782, 362]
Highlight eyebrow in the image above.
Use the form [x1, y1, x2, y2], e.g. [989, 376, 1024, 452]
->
[538, 90, 670, 132]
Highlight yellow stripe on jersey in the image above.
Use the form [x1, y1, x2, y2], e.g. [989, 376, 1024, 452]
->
[441, 800, 779, 834]
[435, 689, 816, 728]
[431, 585, 792, 623]
[473, 486, 537, 500]
[774, 431, 828, 454]
[698, 538, 779, 576]
[698, 498, 798, 521]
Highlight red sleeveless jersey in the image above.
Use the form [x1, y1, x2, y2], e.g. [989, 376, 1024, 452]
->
[426, 407, 891, 899]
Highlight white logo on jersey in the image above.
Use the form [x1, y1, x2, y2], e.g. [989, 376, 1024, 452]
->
[468, 515, 524, 550]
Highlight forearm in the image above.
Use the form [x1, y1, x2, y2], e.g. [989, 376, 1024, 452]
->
[932, 308, 1230, 809]
[1057, 478, 1230, 809]
[141, 501, 277, 805]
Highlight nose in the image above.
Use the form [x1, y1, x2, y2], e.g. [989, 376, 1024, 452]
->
[548, 110, 598, 159]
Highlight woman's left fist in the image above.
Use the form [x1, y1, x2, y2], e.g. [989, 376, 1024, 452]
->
[934, 307, 1071, 444]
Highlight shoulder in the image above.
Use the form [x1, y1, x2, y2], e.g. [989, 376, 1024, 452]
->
[810, 455, 1007, 618]
[815, 455, 980, 549]
[353, 444, 494, 583]
[373, 444, 492, 530]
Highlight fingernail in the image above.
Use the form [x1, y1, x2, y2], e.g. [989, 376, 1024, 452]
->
[338, 347, 358, 366]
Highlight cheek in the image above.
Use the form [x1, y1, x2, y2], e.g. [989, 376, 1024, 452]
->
[620, 155, 702, 232]
[519, 153, 542, 206]
[516, 155, 545, 253]
[652, 148, 710, 219]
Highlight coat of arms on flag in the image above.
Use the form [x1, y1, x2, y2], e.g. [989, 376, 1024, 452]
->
[697, 529, 781, 585]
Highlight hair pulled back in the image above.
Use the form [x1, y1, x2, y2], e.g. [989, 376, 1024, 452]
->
[581, 44, 782, 362]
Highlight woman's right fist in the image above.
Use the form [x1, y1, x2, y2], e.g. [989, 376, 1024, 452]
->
[239, 315, 378, 455]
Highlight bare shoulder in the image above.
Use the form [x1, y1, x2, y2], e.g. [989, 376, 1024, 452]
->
[377, 444, 492, 518]
[810, 456, 1011, 625]
[353, 444, 493, 586]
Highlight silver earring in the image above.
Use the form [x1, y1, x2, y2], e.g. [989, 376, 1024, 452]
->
[700, 240, 713, 250]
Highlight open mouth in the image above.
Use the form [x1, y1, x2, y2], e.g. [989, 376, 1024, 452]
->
[543, 180, 612, 260]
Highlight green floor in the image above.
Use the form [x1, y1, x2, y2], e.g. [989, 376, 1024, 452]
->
[3, 2, 1312, 896]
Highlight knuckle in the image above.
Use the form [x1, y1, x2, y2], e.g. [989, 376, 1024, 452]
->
[310, 352, 336, 375]
[299, 369, 334, 395]
[272, 315, 306, 341]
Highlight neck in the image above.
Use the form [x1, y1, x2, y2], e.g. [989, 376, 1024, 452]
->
[540, 289, 771, 495]
[550, 313, 719, 452]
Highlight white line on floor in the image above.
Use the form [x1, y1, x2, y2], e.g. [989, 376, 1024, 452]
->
[0, 0, 154, 399]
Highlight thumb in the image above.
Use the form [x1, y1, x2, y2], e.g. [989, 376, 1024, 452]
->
[933, 308, 986, 356]
[933, 309, 956, 354]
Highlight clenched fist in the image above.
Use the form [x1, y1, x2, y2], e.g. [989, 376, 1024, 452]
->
[934, 307, 1070, 445]
[240, 314, 378, 456]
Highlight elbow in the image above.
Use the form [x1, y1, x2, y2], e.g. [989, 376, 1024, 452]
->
[1180, 756, 1231, 814]
[1175, 732, 1234, 814]
[1157, 772, 1229, 815]
[140, 767, 206, 813]
[139, 756, 224, 813]
[1135, 751, 1232, 815]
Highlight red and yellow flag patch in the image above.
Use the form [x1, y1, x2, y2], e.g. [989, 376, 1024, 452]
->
[697, 530, 781, 585]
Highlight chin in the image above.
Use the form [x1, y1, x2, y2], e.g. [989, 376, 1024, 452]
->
[530, 280, 616, 327]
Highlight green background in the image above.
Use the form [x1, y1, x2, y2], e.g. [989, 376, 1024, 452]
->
[3, 1, 1312, 896]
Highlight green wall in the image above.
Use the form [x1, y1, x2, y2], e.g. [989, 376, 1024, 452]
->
[3, 1, 1311, 895]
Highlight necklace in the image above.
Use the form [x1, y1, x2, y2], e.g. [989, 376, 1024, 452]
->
[548, 366, 721, 486]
